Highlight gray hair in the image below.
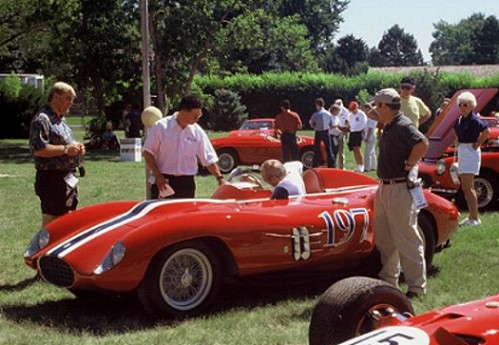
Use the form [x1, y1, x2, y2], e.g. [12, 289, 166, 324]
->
[48, 82, 76, 101]
[457, 91, 477, 108]
[261, 159, 286, 180]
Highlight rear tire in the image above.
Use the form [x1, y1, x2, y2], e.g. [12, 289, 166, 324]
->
[217, 149, 239, 173]
[300, 148, 314, 169]
[418, 213, 436, 268]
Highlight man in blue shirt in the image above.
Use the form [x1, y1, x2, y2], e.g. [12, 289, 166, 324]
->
[309, 98, 335, 167]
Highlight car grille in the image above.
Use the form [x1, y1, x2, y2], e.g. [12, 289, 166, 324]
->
[39, 256, 75, 287]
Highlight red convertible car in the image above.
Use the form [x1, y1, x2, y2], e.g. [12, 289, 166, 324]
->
[309, 276, 499, 345]
[419, 88, 499, 209]
[211, 118, 325, 173]
[24, 168, 458, 318]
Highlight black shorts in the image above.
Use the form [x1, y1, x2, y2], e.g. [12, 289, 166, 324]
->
[35, 170, 78, 216]
[348, 131, 363, 150]
[151, 174, 196, 199]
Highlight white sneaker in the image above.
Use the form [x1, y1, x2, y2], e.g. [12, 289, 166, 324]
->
[460, 218, 482, 227]
[459, 218, 469, 226]
[468, 219, 482, 226]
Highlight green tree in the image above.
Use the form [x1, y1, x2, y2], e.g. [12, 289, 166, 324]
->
[323, 34, 368, 75]
[472, 15, 499, 64]
[429, 13, 499, 65]
[372, 25, 424, 66]
[210, 11, 319, 74]
[276, 0, 350, 54]
[43, 0, 141, 115]
[0, 0, 56, 72]
[148, 0, 328, 111]
[208, 89, 248, 131]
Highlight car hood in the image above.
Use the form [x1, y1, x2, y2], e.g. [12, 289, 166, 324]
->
[424, 88, 498, 160]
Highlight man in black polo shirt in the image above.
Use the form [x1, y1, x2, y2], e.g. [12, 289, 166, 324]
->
[371, 88, 429, 299]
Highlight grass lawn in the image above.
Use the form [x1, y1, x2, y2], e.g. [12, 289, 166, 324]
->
[0, 135, 498, 345]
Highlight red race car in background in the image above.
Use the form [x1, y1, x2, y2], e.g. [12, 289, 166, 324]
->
[309, 276, 499, 345]
[418, 88, 499, 209]
[24, 168, 458, 319]
[211, 118, 326, 173]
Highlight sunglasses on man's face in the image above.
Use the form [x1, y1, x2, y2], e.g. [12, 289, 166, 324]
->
[400, 85, 412, 90]
[459, 103, 470, 107]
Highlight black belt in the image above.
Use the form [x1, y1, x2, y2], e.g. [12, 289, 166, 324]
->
[379, 177, 406, 185]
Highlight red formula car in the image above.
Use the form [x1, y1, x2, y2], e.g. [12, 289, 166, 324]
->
[211, 118, 325, 172]
[24, 168, 458, 318]
[419, 88, 499, 209]
[309, 276, 499, 345]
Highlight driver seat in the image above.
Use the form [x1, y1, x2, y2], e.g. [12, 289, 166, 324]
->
[302, 169, 325, 194]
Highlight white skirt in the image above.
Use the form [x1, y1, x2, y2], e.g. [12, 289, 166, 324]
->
[457, 143, 480, 175]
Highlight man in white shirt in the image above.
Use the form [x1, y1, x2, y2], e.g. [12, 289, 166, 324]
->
[347, 101, 367, 172]
[143, 95, 224, 199]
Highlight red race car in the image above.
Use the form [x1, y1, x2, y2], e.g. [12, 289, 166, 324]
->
[419, 88, 499, 209]
[24, 168, 458, 318]
[211, 118, 325, 172]
[309, 276, 499, 345]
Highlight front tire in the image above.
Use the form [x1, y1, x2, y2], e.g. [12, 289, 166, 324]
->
[309, 277, 414, 345]
[138, 241, 221, 318]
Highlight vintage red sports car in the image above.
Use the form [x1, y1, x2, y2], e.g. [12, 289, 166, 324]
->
[211, 118, 326, 173]
[24, 168, 458, 318]
[309, 276, 499, 345]
[418, 88, 499, 209]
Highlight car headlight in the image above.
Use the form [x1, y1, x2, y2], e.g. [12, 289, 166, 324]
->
[436, 160, 446, 175]
[24, 228, 50, 257]
[94, 241, 126, 275]
[449, 162, 460, 185]
[486, 138, 499, 147]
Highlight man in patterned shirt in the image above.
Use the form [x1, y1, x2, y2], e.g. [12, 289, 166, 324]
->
[29, 82, 85, 226]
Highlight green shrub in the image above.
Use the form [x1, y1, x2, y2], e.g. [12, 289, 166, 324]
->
[208, 89, 248, 131]
[194, 71, 497, 128]
[0, 76, 46, 139]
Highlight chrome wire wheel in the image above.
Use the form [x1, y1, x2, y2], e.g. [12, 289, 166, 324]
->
[355, 303, 409, 335]
[159, 248, 213, 311]
[475, 176, 494, 208]
[301, 150, 314, 169]
[217, 150, 238, 173]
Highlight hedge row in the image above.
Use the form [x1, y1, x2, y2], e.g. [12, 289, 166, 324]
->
[194, 71, 499, 123]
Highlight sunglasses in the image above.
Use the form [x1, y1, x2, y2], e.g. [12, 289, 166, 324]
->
[400, 85, 412, 90]
[458, 103, 470, 107]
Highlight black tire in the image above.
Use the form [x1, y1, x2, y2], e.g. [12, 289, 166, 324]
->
[300, 148, 315, 169]
[217, 148, 239, 173]
[138, 241, 222, 318]
[455, 171, 499, 210]
[309, 277, 414, 345]
[418, 213, 436, 269]
[474, 172, 499, 209]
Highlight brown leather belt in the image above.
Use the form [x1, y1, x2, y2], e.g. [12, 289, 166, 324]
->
[379, 177, 406, 185]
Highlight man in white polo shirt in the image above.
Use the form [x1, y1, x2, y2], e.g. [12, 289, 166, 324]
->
[143, 95, 224, 199]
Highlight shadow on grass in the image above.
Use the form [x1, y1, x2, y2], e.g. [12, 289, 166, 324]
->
[0, 142, 125, 164]
[0, 276, 38, 292]
[1, 275, 340, 335]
